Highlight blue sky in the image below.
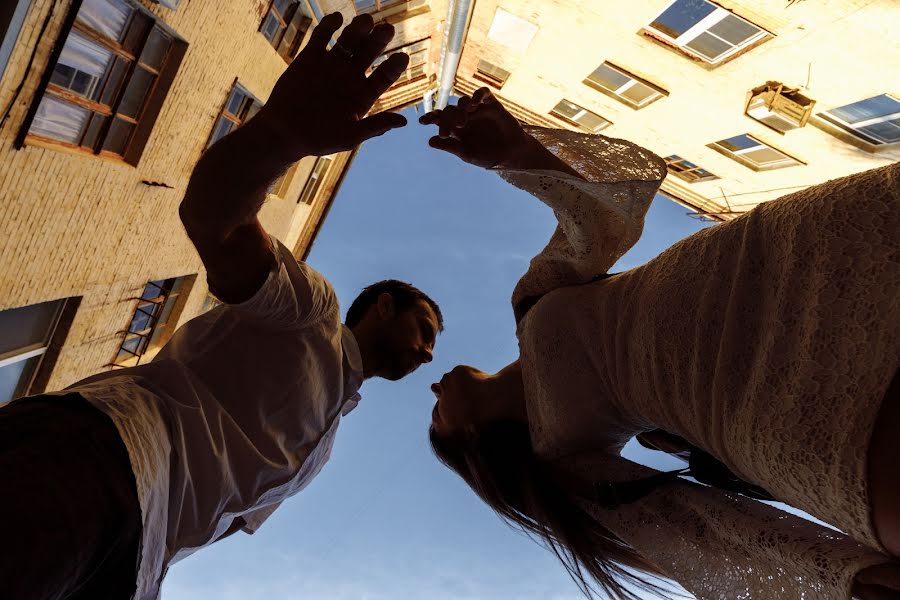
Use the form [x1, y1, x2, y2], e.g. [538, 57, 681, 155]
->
[161, 106, 712, 599]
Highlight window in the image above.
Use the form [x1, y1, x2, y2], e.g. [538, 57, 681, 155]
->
[298, 156, 332, 205]
[354, 0, 427, 22]
[645, 0, 767, 64]
[113, 276, 193, 366]
[665, 155, 718, 182]
[19, 0, 187, 164]
[0, 0, 32, 82]
[199, 293, 222, 314]
[0, 299, 72, 404]
[584, 62, 667, 109]
[550, 99, 611, 133]
[371, 40, 428, 86]
[819, 94, 900, 146]
[473, 59, 510, 89]
[207, 82, 262, 148]
[708, 134, 801, 170]
[260, 0, 311, 62]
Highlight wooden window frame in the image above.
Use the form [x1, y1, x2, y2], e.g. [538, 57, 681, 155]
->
[643, 0, 769, 66]
[206, 80, 262, 149]
[14, 0, 188, 166]
[583, 62, 667, 110]
[549, 99, 611, 134]
[110, 275, 194, 367]
[355, 0, 429, 23]
[707, 134, 803, 171]
[665, 155, 719, 183]
[260, 0, 312, 62]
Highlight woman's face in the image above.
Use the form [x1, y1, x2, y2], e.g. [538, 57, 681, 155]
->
[430, 362, 524, 435]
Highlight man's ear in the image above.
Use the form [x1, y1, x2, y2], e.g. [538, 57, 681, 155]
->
[376, 292, 395, 319]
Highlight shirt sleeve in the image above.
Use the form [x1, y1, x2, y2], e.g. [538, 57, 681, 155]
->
[223, 236, 337, 329]
[240, 502, 282, 534]
[495, 126, 666, 322]
[556, 452, 891, 600]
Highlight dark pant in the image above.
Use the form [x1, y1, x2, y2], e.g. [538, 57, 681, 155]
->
[0, 393, 141, 600]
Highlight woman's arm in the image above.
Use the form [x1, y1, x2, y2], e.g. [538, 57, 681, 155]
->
[556, 452, 897, 600]
[421, 89, 667, 322]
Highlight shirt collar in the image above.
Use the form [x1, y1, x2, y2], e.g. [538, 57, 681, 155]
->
[340, 325, 364, 416]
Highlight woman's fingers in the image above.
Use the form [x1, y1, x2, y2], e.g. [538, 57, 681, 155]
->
[428, 135, 464, 158]
[419, 110, 442, 125]
[472, 87, 496, 106]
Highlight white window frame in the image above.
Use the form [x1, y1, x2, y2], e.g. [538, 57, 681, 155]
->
[0, 299, 69, 403]
[298, 155, 332, 205]
[646, 0, 767, 65]
[550, 100, 611, 134]
[821, 95, 900, 146]
[710, 134, 800, 170]
[585, 62, 666, 108]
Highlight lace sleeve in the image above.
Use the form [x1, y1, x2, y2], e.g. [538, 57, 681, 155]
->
[555, 452, 891, 600]
[495, 126, 666, 322]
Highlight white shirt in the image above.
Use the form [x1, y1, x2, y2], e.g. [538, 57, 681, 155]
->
[61, 237, 364, 599]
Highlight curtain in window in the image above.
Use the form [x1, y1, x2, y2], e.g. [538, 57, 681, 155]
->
[30, 96, 90, 143]
[58, 33, 114, 79]
[77, 0, 131, 40]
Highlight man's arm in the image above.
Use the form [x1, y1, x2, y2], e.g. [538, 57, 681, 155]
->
[179, 12, 409, 304]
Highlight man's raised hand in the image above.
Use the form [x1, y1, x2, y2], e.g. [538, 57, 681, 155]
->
[255, 12, 410, 160]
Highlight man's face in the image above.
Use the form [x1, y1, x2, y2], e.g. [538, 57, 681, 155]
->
[376, 299, 439, 380]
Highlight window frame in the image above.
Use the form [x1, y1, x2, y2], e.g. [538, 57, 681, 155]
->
[370, 39, 428, 88]
[644, 0, 768, 65]
[0, 298, 78, 404]
[297, 155, 332, 205]
[707, 134, 803, 171]
[14, 0, 188, 166]
[111, 276, 194, 367]
[664, 154, 719, 183]
[206, 80, 262, 149]
[259, 0, 311, 62]
[583, 62, 668, 109]
[817, 94, 900, 148]
[473, 58, 510, 89]
[354, 0, 429, 23]
[549, 99, 611, 134]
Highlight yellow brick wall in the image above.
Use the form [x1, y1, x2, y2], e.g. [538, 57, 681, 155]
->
[457, 0, 898, 217]
[0, 0, 362, 390]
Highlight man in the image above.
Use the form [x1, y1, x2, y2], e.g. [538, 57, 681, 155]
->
[0, 13, 441, 600]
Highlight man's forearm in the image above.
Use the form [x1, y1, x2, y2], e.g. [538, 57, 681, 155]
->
[180, 119, 304, 240]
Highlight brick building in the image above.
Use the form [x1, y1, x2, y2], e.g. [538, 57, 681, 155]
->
[0, 0, 443, 402]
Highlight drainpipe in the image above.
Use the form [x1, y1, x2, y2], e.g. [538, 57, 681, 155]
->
[432, 0, 474, 110]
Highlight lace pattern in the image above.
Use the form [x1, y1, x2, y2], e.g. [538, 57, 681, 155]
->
[502, 126, 899, 598]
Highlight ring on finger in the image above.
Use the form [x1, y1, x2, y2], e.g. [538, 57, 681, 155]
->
[332, 42, 354, 58]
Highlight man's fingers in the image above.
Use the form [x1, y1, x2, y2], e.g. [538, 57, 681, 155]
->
[457, 95, 473, 113]
[353, 23, 395, 69]
[363, 52, 409, 106]
[354, 111, 408, 144]
[428, 136, 464, 158]
[333, 13, 374, 54]
[307, 12, 343, 52]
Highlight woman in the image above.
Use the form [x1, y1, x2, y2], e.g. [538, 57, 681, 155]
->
[422, 88, 900, 599]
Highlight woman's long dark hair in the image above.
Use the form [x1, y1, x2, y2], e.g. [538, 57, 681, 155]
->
[430, 420, 671, 599]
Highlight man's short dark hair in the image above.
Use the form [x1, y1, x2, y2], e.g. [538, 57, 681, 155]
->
[345, 280, 444, 331]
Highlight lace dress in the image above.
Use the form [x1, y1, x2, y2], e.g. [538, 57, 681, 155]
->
[501, 126, 900, 598]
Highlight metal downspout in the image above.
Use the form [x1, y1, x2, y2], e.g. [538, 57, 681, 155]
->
[431, 0, 474, 110]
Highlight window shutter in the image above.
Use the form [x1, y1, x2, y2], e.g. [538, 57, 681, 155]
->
[278, 9, 311, 61]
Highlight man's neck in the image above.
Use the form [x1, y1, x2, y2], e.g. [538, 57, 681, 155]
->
[348, 323, 377, 380]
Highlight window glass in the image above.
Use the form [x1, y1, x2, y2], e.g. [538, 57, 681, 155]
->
[77, 0, 132, 41]
[30, 95, 91, 143]
[829, 94, 900, 124]
[650, 0, 716, 39]
[0, 355, 39, 405]
[0, 300, 63, 355]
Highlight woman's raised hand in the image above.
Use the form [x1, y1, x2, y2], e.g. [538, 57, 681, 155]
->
[254, 12, 409, 160]
[419, 88, 532, 169]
